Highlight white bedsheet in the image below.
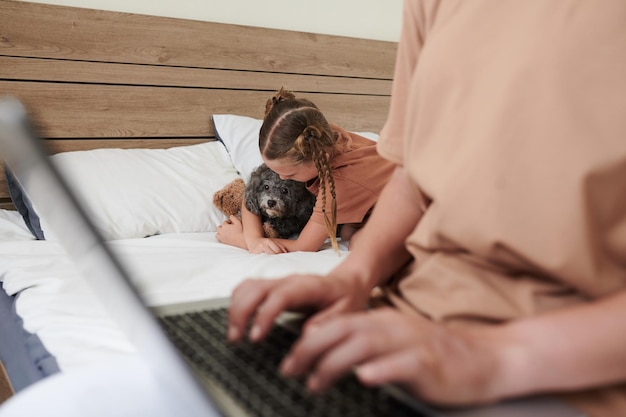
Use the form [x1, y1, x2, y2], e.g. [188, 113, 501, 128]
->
[0, 209, 34, 241]
[0, 210, 348, 372]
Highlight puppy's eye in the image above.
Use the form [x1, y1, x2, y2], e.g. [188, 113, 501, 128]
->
[264, 184, 270, 190]
[281, 187, 289, 195]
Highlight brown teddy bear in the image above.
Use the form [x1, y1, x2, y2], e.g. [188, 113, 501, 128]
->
[213, 177, 281, 237]
[212, 178, 246, 218]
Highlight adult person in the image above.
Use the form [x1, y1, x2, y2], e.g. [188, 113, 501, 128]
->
[228, 1, 626, 415]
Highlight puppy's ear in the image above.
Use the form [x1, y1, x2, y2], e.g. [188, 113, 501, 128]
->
[294, 188, 316, 219]
[258, 163, 273, 179]
[244, 165, 264, 215]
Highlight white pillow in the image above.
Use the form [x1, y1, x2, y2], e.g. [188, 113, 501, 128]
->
[212, 114, 264, 182]
[212, 114, 380, 183]
[36, 142, 240, 240]
[0, 209, 36, 241]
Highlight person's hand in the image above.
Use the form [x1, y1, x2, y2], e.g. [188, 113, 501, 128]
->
[216, 216, 247, 249]
[280, 307, 502, 406]
[227, 273, 372, 344]
[247, 237, 288, 254]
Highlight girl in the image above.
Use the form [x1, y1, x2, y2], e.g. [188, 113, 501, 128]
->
[216, 89, 395, 254]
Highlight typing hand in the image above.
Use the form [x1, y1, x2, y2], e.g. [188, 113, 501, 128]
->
[280, 307, 502, 406]
[227, 273, 371, 344]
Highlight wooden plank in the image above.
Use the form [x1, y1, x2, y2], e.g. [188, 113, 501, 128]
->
[0, 82, 390, 138]
[0, 57, 393, 97]
[0, 1, 397, 79]
[0, 200, 15, 211]
[0, 361, 15, 404]
[0, 162, 9, 203]
[44, 138, 213, 153]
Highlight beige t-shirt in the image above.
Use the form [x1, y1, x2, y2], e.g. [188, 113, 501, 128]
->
[377, 1, 626, 415]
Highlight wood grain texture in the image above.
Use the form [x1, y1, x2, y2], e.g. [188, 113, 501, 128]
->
[0, 57, 393, 96]
[0, 1, 397, 207]
[0, 361, 14, 405]
[0, 0, 396, 79]
[0, 82, 390, 138]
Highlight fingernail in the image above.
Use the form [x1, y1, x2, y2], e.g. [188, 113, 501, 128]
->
[227, 325, 239, 342]
[280, 356, 294, 375]
[306, 323, 320, 333]
[307, 374, 322, 392]
[249, 324, 262, 341]
[356, 365, 378, 383]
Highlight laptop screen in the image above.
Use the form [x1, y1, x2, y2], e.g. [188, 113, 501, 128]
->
[0, 97, 221, 417]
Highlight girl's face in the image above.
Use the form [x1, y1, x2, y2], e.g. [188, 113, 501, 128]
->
[263, 157, 318, 183]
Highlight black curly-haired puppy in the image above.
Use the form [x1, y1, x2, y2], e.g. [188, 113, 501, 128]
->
[244, 164, 315, 239]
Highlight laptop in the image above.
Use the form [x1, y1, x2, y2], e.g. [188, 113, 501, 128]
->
[0, 96, 586, 417]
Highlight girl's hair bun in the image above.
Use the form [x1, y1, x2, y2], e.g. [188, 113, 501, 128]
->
[303, 125, 321, 142]
[264, 87, 296, 116]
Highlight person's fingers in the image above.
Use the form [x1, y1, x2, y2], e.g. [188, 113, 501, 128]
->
[284, 308, 435, 391]
[275, 241, 288, 253]
[356, 348, 426, 390]
[228, 278, 277, 342]
[250, 239, 287, 254]
[282, 312, 387, 381]
[264, 240, 287, 254]
[353, 323, 484, 405]
[306, 330, 393, 392]
[304, 296, 366, 329]
[264, 243, 281, 254]
[250, 276, 329, 342]
[355, 348, 462, 404]
[250, 240, 270, 254]
[280, 318, 347, 378]
[250, 245, 264, 254]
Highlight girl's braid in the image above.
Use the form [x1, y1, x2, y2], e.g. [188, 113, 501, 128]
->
[303, 126, 339, 253]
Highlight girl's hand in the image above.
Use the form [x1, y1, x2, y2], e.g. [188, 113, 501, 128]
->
[280, 308, 503, 406]
[216, 216, 247, 249]
[247, 237, 288, 254]
[227, 273, 372, 344]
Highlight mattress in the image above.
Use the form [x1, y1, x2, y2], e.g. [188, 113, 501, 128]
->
[0, 209, 347, 376]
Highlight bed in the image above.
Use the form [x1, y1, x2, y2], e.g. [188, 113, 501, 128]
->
[0, 0, 396, 404]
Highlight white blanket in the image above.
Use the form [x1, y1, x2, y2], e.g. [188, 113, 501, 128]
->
[0, 210, 347, 372]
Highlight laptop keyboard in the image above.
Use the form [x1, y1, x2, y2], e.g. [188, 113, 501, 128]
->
[160, 308, 423, 417]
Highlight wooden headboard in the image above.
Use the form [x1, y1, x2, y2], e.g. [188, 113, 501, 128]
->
[0, 0, 397, 209]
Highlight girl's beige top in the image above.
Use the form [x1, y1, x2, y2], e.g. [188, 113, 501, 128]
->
[377, 1, 626, 415]
[307, 133, 395, 227]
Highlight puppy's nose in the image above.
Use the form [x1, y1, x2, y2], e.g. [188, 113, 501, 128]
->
[267, 199, 277, 208]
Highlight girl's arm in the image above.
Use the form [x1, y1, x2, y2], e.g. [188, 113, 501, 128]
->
[248, 220, 330, 254]
[215, 200, 278, 251]
[240, 202, 272, 249]
[217, 201, 329, 253]
[239, 198, 326, 253]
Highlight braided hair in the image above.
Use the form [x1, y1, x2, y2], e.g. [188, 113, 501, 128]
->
[259, 88, 349, 253]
